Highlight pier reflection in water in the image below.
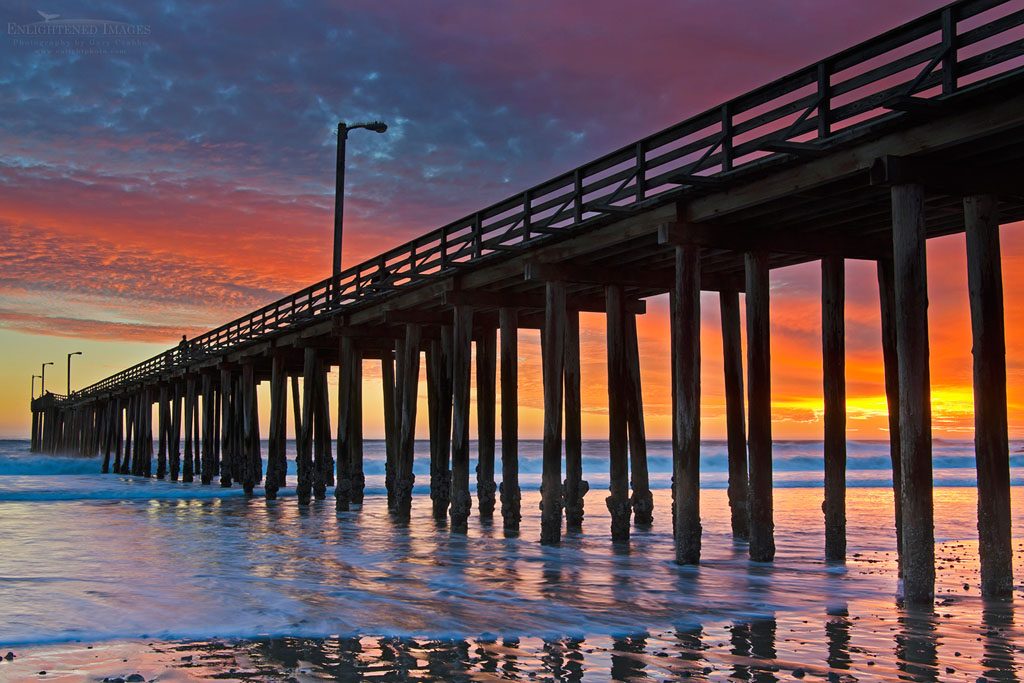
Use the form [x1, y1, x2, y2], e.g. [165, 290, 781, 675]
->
[2, 476, 1023, 680]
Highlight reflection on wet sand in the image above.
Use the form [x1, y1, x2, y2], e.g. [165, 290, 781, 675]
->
[2, 486, 1023, 680]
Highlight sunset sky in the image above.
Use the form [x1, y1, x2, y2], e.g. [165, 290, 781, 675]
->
[2, 0, 1022, 441]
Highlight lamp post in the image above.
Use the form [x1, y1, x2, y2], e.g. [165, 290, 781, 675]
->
[333, 120, 388, 297]
[67, 351, 82, 396]
[41, 361, 53, 394]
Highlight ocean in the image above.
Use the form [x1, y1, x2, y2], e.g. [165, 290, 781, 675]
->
[0, 438, 1021, 680]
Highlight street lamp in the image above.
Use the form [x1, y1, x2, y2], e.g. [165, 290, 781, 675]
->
[67, 351, 83, 395]
[40, 361, 53, 394]
[333, 120, 388, 292]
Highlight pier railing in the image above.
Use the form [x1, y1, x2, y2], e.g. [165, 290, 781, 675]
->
[70, 0, 1024, 401]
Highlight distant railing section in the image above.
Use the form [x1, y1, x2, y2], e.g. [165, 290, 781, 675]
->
[67, 0, 1024, 403]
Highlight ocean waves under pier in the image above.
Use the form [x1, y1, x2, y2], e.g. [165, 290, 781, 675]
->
[1, 438, 1022, 680]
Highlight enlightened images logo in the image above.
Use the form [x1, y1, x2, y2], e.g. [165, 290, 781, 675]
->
[8, 10, 152, 55]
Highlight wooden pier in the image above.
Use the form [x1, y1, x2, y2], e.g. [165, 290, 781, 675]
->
[30, 0, 1024, 604]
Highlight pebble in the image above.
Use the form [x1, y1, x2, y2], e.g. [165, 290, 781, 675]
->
[4, 652, 14, 661]
[793, 668, 806, 678]
[126, 675, 145, 682]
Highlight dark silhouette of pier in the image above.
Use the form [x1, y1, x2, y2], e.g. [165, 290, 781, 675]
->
[30, 0, 1024, 605]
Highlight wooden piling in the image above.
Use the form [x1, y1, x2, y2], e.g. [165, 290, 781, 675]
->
[265, 352, 287, 500]
[499, 307, 521, 533]
[100, 403, 111, 474]
[336, 336, 357, 511]
[964, 194, 1013, 599]
[115, 401, 124, 474]
[395, 324, 422, 520]
[822, 256, 847, 563]
[625, 312, 653, 526]
[672, 243, 702, 564]
[30, 410, 39, 454]
[312, 358, 331, 500]
[450, 306, 474, 531]
[606, 284, 631, 542]
[541, 281, 567, 545]
[122, 397, 133, 475]
[890, 183, 934, 604]
[476, 326, 497, 519]
[297, 348, 317, 505]
[350, 353, 365, 504]
[745, 251, 775, 562]
[877, 259, 904, 574]
[157, 385, 169, 479]
[144, 388, 154, 477]
[426, 329, 452, 518]
[240, 362, 258, 495]
[197, 374, 211, 483]
[183, 380, 195, 482]
[563, 308, 587, 530]
[719, 291, 750, 540]
[219, 369, 233, 487]
[213, 384, 221, 479]
[170, 382, 182, 481]
[381, 352, 398, 510]
[191, 388, 201, 477]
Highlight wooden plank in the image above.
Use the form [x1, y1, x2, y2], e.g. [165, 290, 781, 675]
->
[499, 308, 521, 534]
[476, 327, 497, 519]
[527, 261, 670, 289]
[822, 256, 847, 563]
[443, 289, 648, 314]
[870, 154, 1024, 199]
[685, 93, 1024, 222]
[606, 284, 631, 543]
[659, 220, 891, 261]
[964, 194, 1013, 599]
[891, 183, 934, 604]
[672, 244, 702, 564]
[450, 307, 474, 532]
[745, 251, 775, 562]
[541, 281, 567, 545]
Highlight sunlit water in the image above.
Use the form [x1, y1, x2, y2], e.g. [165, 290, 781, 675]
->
[0, 438, 1022, 681]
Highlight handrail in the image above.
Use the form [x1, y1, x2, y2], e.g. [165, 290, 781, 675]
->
[66, 0, 1024, 403]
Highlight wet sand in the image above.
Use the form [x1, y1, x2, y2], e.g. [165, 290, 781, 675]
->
[1, 482, 1022, 681]
[2, 590, 1021, 681]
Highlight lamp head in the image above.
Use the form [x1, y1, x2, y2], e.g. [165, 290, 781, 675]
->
[345, 120, 387, 134]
